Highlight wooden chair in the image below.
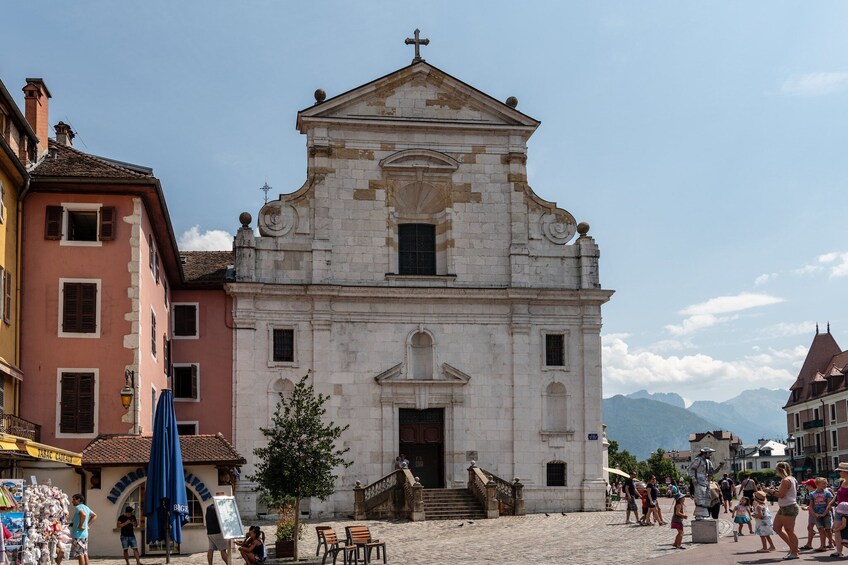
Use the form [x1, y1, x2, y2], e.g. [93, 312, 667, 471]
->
[315, 526, 334, 557]
[320, 528, 359, 565]
[345, 525, 386, 564]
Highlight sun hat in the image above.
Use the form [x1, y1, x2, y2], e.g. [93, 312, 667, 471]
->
[754, 491, 767, 502]
[837, 502, 848, 515]
[837, 462, 848, 473]
[700, 447, 715, 453]
[674, 492, 685, 501]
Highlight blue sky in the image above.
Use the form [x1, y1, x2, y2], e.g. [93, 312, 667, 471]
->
[3, 2, 847, 403]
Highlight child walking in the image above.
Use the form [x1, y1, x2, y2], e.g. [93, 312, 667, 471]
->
[832, 502, 848, 558]
[671, 493, 687, 549]
[810, 477, 835, 552]
[753, 491, 776, 553]
[733, 496, 754, 535]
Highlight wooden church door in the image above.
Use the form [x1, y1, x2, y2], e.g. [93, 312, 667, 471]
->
[399, 408, 444, 488]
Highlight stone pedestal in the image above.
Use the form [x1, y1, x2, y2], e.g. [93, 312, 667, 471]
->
[691, 519, 719, 543]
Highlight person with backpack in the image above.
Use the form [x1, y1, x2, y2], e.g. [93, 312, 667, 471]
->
[720, 474, 734, 513]
[740, 473, 757, 507]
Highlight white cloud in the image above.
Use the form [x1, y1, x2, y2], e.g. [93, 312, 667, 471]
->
[602, 334, 796, 400]
[825, 252, 848, 278]
[794, 264, 823, 276]
[759, 321, 817, 339]
[178, 226, 233, 251]
[754, 273, 777, 286]
[781, 72, 848, 96]
[819, 252, 839, 263]
[680, 293, 784, 316]
[646, 339, 696, 352]
[665, 314, 738, 336]
[795, 252, 848, 278]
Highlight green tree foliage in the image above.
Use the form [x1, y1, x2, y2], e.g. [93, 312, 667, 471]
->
[608, 440, 640, 477]
[250, 374, 352, 560]
[643, 449, 680, 483]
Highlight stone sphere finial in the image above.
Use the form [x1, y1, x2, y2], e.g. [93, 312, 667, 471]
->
[239, 212, 252, 228]
[314, 89, 327, 104]
[355, 480, 362, 488]
[576, 221, 590, 236]
[470, 460, 477, 468]
[506, 96, 518, 108]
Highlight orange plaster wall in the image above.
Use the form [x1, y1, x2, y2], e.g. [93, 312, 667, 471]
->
[170, 288, 233, 441]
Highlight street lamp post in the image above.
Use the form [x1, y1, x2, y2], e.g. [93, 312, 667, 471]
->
[120, 369, 138, 435]
[787, 434, 796, 477]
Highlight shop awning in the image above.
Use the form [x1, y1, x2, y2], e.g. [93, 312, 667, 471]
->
[0, 434, 82, 466]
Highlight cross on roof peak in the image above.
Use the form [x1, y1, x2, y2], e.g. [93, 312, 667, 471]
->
[404, 28, 430, 64]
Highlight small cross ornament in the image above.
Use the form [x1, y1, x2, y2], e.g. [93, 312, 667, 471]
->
[405, 28, 429, 64]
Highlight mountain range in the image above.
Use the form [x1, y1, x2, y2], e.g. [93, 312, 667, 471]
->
[603, 388, 789, 460]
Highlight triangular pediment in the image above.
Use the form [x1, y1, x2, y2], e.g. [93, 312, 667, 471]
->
[374, 362, 471, 385]
[297, 62, 539, 131]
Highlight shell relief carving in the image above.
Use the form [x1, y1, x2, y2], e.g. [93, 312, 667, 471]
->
[540, 210, 577, 245]
[259, 202, 298, 237]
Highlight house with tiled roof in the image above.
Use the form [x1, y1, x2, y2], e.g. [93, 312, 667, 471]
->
[689, 430, 743, 472]
[784, 325, 848, 479]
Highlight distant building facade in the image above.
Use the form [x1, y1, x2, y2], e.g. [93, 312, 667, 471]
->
[784, 326, 848, 479]
[732, 440, 787, 474]
[689, 430, 742, 473]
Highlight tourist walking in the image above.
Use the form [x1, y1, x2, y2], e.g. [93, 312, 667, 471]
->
[116, 506, 141, 565]
[624, 472, 640, 524]
[768, 461, 800, 560]
[809, 477, 834, 552]
[206, 496, 229, 565]
[830, 463, 848, 555]
[70, 494, 97, 565]
[670, 493, 687, 549]
[832, 502, 848, 557]
[739, 473, 757, 506]
[720, 474, 734, 513]
[753, 491, 776, 553]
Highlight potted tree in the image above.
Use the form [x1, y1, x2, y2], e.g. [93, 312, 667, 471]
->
[272, 501, 304, 558]
[250, 373, 352, 561]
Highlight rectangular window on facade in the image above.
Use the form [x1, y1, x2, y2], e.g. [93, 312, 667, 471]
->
[67, 210, 98, 241]
[795, 413, 800, 431]
[173, 365, 198, 400]
[3, 270, 10, 325]
[177, 423, 198, 435]
[398, 224, 436, 276]
[150, 310, 157, 357]
[545, 334, 565, 367]
[746, 461, 753, 470]
[62, 282, 98, 334]
[831, 403, 837, 423]
[0, 182, 5, 224]
[172, 304, 198, 338]
[44, 205, 116, 242]
[149, 234, 156, 274]
[59, 372, 95, 434]
[546, 462, 566, 487]
[273, 329, 294, 363]
[836, 457, 841, 470]
[164, 337, 171, 377]
[833, 430, 838, 449]
[760, 461, 770, 469]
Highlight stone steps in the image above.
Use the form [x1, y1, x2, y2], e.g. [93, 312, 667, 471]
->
[422, 488, 487, 520]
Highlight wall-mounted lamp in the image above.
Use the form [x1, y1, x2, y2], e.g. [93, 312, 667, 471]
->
[120, 369, 135, 409]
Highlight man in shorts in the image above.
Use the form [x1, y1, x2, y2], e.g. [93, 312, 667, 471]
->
[117, 506, 141, 565]
[719, 473, 734, 513]
[206, 493, 229, 565]
[70, 494, 97, 565]
[623, 472, 640, 524]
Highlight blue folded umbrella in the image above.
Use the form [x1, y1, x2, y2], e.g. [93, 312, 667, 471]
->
[144, 389, 189, 553]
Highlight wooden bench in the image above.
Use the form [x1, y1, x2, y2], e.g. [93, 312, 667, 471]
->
[345, 525, 386, 565]
[319, 528, 359, 565]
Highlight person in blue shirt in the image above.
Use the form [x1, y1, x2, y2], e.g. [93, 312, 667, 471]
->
[70, 494, 97, 565]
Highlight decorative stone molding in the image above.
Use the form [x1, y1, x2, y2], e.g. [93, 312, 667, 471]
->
[259, 202, 297, 237]
[540, 211, 577, 245]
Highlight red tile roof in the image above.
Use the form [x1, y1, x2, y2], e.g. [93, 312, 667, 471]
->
[82, 433, 245, 467]
[31, 140, 153, 179]
[180, 251, 233, 284]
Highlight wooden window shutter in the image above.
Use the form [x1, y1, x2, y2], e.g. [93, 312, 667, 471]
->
[3, 270, 11, 324]
[99, 207, 116, 241]
[45, 206, 63, 239]
[62, 283, 80, 332]
[174, 305, 197, 337]
[59, 373, 78, 433]
[190, 364, 198, 399]
[148, 235, 154, 271]
[164, 337, 171, 376]
[77, 373, 95, 433]
[80, 284, 97, 333]
[154, 255, 160, 284]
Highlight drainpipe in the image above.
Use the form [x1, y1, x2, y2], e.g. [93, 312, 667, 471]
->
[14, 176, 30, 415]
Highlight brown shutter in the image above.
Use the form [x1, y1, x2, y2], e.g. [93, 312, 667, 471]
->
[77, 373, 95, 433]
[154, 256, 160, 284]
[59, 373, 78, 433]
[62, 283, 80, 332]
[45, 206, 63, 240]
[99, 207, 116, 241]
[3, 270, 11, 324]
[80, 284, 97, 333]
[190, 364, 198, 399]
[149, 235, 154, 271]
[164, 337, 171, 376]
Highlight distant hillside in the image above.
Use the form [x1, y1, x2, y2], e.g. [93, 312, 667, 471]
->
[603, 395, 720, 460]
[689, 388, 788, 443]
[605, 388, 790, 460]
[626, 389, 686, 409]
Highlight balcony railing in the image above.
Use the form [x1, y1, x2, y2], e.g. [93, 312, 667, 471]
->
[804, 445, 823, 455]
[803, 419, 825, 430]
[0, 414, 41, 442]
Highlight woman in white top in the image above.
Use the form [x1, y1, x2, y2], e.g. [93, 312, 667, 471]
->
[768, 461, 800, 560]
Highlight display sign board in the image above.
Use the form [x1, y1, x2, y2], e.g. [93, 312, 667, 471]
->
[213, 496, 244, 540]
[587, 433, 599, 440]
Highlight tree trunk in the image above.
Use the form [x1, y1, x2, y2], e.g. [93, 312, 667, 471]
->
[293, 496, 301, 561]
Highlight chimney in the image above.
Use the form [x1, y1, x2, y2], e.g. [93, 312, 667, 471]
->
[54, 121, 75, 147]
[22, 78, 51, 158]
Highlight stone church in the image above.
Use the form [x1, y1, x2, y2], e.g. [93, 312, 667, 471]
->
[230, 44, 613, 516]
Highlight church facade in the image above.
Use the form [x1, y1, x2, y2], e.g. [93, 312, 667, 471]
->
[229, 57, 613, 516]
